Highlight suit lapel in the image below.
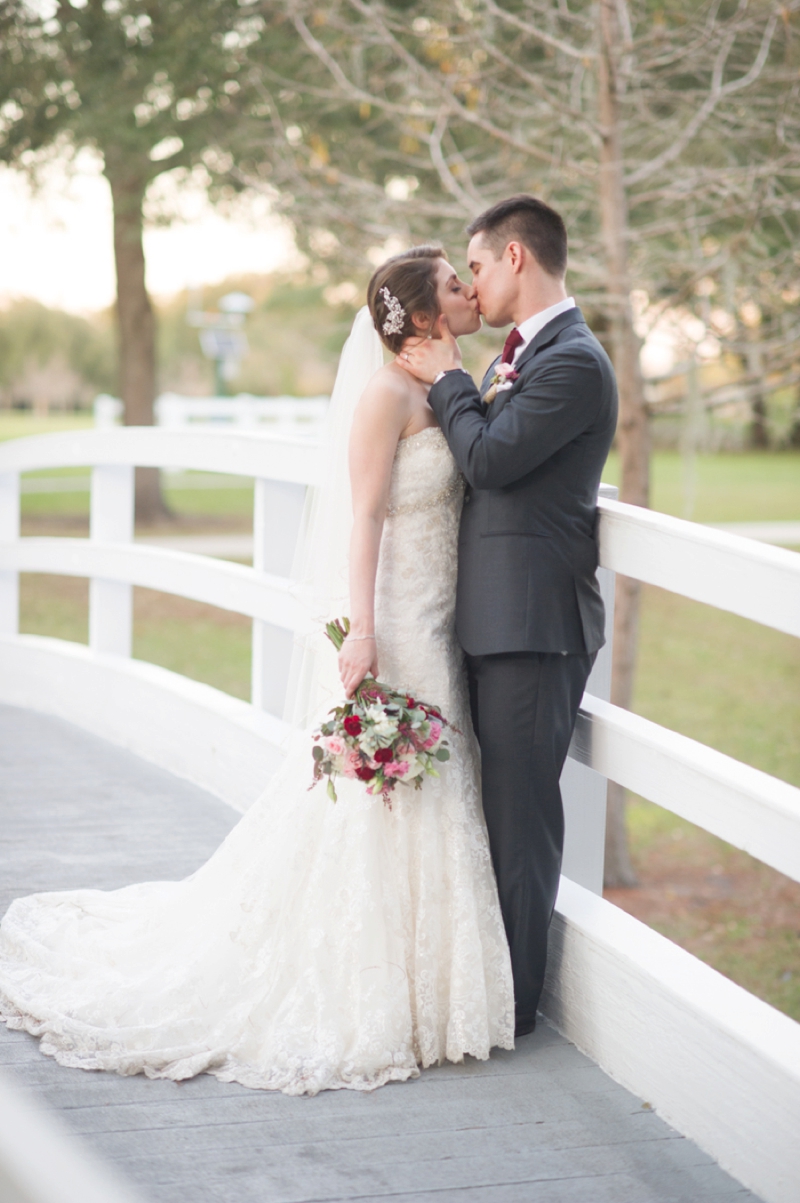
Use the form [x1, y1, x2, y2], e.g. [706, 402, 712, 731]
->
[487, 308, 586, 421]
[513, 307, 585, 374]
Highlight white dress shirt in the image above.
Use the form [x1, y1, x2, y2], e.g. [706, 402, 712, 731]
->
[510, 297, 576, 365]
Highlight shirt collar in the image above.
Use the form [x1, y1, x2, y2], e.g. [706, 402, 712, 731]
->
[512, 297, 576, 363]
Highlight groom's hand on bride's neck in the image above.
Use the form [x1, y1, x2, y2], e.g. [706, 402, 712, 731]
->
[400, 315, 463, 384]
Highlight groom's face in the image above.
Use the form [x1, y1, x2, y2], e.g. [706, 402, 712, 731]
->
[467, 233, 516, 328]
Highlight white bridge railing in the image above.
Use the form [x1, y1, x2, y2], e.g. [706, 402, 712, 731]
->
[0, 426, 798, 1203]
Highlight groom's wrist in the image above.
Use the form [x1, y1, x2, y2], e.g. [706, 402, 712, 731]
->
[432, 368, 470, 386]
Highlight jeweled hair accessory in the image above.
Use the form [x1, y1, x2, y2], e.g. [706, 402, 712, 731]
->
[379, 286, 406, 336]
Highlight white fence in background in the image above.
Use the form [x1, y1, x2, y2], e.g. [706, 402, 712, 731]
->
[94, 392, 328, 438]
[0, 426, 799, 1203]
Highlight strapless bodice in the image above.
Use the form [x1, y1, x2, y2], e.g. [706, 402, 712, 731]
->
[375, 425, 465, 713]
[385, 426, 463, 518]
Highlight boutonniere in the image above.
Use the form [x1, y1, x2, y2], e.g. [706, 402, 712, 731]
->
[484, 361, 519, 405]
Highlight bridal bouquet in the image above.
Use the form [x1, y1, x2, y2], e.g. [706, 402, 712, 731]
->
[311, 617, 451, 805]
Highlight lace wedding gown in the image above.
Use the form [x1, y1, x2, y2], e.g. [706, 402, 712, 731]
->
[0, 424, 514, 1096]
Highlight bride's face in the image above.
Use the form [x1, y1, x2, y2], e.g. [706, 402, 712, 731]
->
[434, 259, 481, 337]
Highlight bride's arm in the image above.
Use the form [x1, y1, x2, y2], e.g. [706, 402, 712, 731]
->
[339, 371, 411, 698]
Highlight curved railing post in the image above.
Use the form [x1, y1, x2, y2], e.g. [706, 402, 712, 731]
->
[0, 472, 20, 636]
[89, 465, 134, 657]
[251, 478, 307, 716]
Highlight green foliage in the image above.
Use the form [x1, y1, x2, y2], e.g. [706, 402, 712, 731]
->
[0, 299, 116, 400]
[0, 275, 368, 406]
[0, 0, 284, 195]
[156, 273, 358, 397]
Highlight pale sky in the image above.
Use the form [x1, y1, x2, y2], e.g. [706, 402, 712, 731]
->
[0, 149, 300, 314]
[0, 149, 693, 377]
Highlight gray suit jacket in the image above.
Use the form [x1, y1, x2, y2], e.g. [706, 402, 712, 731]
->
[427, 307, 618, 656]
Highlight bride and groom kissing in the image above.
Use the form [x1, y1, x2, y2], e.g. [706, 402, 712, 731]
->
[0, 194, 618, 1096]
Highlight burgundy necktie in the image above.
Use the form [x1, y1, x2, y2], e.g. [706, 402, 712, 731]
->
[501, 327, 524, 364]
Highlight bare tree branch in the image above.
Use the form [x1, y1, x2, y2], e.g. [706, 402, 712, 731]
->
[626, 8, 781, 186]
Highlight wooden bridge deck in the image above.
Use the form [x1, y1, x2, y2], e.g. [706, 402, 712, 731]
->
[0, 704, 759, 1203]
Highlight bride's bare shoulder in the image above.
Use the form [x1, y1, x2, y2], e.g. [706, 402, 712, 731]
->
[361, 362, 414, 404]
[354, 363, 414, 434]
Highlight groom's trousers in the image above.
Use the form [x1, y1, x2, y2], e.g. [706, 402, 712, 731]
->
[466, 649, 595, 1029]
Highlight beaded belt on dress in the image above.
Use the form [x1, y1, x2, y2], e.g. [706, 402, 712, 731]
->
[386, 475, 464, 517]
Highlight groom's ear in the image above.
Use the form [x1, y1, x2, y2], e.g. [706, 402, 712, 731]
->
[505, 241, 526, 275]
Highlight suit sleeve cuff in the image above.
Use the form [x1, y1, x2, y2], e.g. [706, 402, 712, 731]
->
[432, 368, 471, 386]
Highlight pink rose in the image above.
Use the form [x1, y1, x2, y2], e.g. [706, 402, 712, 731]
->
[423, 721, 442, 749]
[342, 750, 361, 778]
[385, 760, 409, 778]
[496, 363, 519, 380]
[324, 735, 345, 757]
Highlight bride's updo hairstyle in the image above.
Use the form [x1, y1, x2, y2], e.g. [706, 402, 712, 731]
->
[367, 245, 445, 354]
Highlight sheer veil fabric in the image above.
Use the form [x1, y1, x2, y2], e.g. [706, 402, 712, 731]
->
[0, 308, 515, 1096]
[284, 306, 384, 735]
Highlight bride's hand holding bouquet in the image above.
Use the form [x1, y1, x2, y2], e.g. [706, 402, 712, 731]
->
[338, 622, 379, 700]
[312, 618, 452, 806]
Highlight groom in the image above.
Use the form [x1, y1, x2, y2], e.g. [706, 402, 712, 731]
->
[402, 195, 618, 1036]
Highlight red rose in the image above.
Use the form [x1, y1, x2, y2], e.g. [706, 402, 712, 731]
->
[374, 747, 394, 763]
[406, 696, 416, 708]
[355, 766, 374, 781]
[344, 715, 362, 736]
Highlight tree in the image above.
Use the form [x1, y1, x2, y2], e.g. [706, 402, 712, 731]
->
[243, 0, 799, 883]
[0, 298, 115, 407]
[0, 0, 279, 518]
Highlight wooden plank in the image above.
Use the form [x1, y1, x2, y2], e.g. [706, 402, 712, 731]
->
[0, 704, 759, 1203]
[598, 497, 800, 638]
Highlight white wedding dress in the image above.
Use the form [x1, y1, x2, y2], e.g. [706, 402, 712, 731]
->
[0, 413, 515, 1095]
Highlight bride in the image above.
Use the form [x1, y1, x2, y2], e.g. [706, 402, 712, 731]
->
[0, 246, 514, 1096]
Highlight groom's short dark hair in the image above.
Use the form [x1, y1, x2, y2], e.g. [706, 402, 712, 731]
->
[467, 195, 567, 278]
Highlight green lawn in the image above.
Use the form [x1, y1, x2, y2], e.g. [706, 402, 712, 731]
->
[615, 795, 800, 1021]
[18, 576, 253, 702]
[635, 587, 799, 786]
[0, 412, 94, 442]
[602, 449, 800, 523]
[611, 582, 800, 1020]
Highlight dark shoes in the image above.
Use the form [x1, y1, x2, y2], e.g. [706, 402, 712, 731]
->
[514, 1015, 537, 1038]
